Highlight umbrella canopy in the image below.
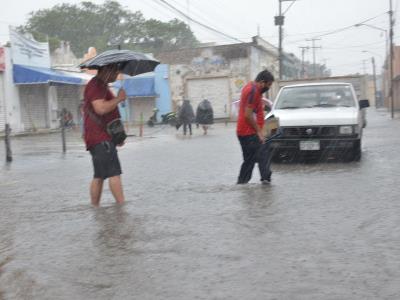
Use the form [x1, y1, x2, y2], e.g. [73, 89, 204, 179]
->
[79, 49, 160, 76]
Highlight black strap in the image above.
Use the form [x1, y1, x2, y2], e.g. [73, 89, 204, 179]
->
[84, 101, 107, 130]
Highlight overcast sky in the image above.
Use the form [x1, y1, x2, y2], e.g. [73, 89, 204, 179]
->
[0, 0, 398, 76]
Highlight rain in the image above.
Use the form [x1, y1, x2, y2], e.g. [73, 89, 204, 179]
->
[1, 1, 400, 299]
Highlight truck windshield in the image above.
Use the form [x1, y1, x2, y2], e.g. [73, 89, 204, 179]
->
[275, 85, 356, 109]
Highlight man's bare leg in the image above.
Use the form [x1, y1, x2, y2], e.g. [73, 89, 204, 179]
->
[202, 125, 208, 135]
[90, 178, 104, 206]
[109, 175, 125, 204]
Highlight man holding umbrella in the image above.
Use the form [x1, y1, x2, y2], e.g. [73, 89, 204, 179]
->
[83, 64, 127, 206]
[81, 50, 159, 206]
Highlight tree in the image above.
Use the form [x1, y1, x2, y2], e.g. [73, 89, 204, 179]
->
[22, 0, 198, 56]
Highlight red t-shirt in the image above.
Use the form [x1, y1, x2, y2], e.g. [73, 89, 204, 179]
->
[83, 77, 120, 150]
[236, 82, 264, 136]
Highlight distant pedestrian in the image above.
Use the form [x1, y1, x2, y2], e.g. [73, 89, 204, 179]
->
[196, 99, 214, 135]
[177, 99, 195, 135]
[83, 64, 127, 206]
[236, 69, 275, 184]
[61, 108, 74, 128]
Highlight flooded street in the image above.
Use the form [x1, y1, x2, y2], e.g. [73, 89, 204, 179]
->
[1, 109, 400, 300]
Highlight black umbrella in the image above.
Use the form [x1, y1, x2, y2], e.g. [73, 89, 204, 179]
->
[79, 49, 160, 76]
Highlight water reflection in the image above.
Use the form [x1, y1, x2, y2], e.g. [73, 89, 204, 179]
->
[93, 204, 135, 256]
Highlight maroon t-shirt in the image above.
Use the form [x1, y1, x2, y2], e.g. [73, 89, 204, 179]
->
[83, 77, 120, 150]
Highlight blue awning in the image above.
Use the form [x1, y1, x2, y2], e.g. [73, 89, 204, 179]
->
[114, 75, 156, 97]
[13, 64, 84, 85]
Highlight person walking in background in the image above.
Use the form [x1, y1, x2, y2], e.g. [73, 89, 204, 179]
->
[236, 69, 275, 184]
[178, 99, 195, 135]
[196, 99, 214, 135]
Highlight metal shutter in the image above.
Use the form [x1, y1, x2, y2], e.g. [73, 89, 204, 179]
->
[186, 77, 230, 119]
[56, 85, 82, 124]
[129, 97, 156, 125]
[19, 85, 48, 131]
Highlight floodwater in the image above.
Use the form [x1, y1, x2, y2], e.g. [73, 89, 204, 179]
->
[0, 109, 400, 299]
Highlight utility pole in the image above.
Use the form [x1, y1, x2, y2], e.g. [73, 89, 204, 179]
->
[371, 57, 378, 108]
[276, 1, 284, 80]
[362, 59, 368, 75]
[299, 46, 309, 78]
[389, 0, 395, 118]
[186, 0, 191, 30]
[306, 38, 322, 78]
[275, 0, 296, 80]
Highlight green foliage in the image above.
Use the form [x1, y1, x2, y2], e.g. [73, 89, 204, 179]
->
[22, 0, 198, 57]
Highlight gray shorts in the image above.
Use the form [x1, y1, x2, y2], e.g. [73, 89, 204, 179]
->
[89, 141, 122, 179]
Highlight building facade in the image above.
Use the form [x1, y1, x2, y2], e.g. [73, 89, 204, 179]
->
[156, 36, 281, 119]
[0, 30, 86, 135]
[382, 45, 400, 111]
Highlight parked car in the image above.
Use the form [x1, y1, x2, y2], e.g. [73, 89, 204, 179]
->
[266, 82, 370, 161]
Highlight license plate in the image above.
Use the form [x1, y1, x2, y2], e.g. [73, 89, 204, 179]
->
[299, 140, 320, 151]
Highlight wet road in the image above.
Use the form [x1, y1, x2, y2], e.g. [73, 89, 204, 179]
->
[1, 109, 400, 299]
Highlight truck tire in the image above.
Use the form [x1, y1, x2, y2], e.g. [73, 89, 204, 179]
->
[346, 139, 361, 161]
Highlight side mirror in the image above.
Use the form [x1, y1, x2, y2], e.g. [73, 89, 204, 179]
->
[359, 99, 370, 109]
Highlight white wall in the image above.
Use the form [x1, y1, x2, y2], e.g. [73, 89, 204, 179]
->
[3, 47, 21, 132]
[0, 73, 6, 131]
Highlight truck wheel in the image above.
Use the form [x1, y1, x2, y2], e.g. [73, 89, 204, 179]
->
[346, 140, 361, 161]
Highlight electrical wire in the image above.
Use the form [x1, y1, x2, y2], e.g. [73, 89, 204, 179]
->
[180, 0, 250, 38]
[283, 0, 297, 15]
[285, 11, 388, 46]
[151, 0, 245, 43]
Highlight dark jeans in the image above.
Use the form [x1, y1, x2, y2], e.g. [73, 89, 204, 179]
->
[237, 135, 272, 184]
[183, 123, 192, 135]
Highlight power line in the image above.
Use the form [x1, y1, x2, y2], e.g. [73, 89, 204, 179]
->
[152, 0, 245, 43]
[314, 12, 388, 38]
[323, 40, 386, 49]
[140, 0, 182, 22]
[176, 0, 249, 38]
[283, 0, 297, 15]
[285, 11, 389, 46]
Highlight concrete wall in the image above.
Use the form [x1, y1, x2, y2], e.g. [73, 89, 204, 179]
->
[0, 73, 5, 131]
[2, 47, 21, 132]
[382, 46, 400, 110]
[391, 79, 400, 110]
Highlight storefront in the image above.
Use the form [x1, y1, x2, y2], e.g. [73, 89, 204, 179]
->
[0, 28, 86, 133]
[13, 64, 84, 131]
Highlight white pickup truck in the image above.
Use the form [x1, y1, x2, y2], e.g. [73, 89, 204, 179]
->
[266, 82, 370, 161]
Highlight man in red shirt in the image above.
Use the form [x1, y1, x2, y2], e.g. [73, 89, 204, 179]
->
[237, 70, 274, 184]
[84, 64, 126, 206]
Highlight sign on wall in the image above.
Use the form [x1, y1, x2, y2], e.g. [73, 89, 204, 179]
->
[9, 27, 50, 68]
[0, 47, 5, 71]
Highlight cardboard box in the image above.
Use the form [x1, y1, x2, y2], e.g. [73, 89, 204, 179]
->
[264, 116, 280, 137]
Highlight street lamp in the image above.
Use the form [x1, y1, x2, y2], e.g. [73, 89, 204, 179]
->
[355, 23, 388, 55]
[362, 50, 383, 59]
[355, 17, 393, 117]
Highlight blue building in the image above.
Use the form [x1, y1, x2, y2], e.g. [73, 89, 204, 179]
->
[114, 64, 171, 125]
